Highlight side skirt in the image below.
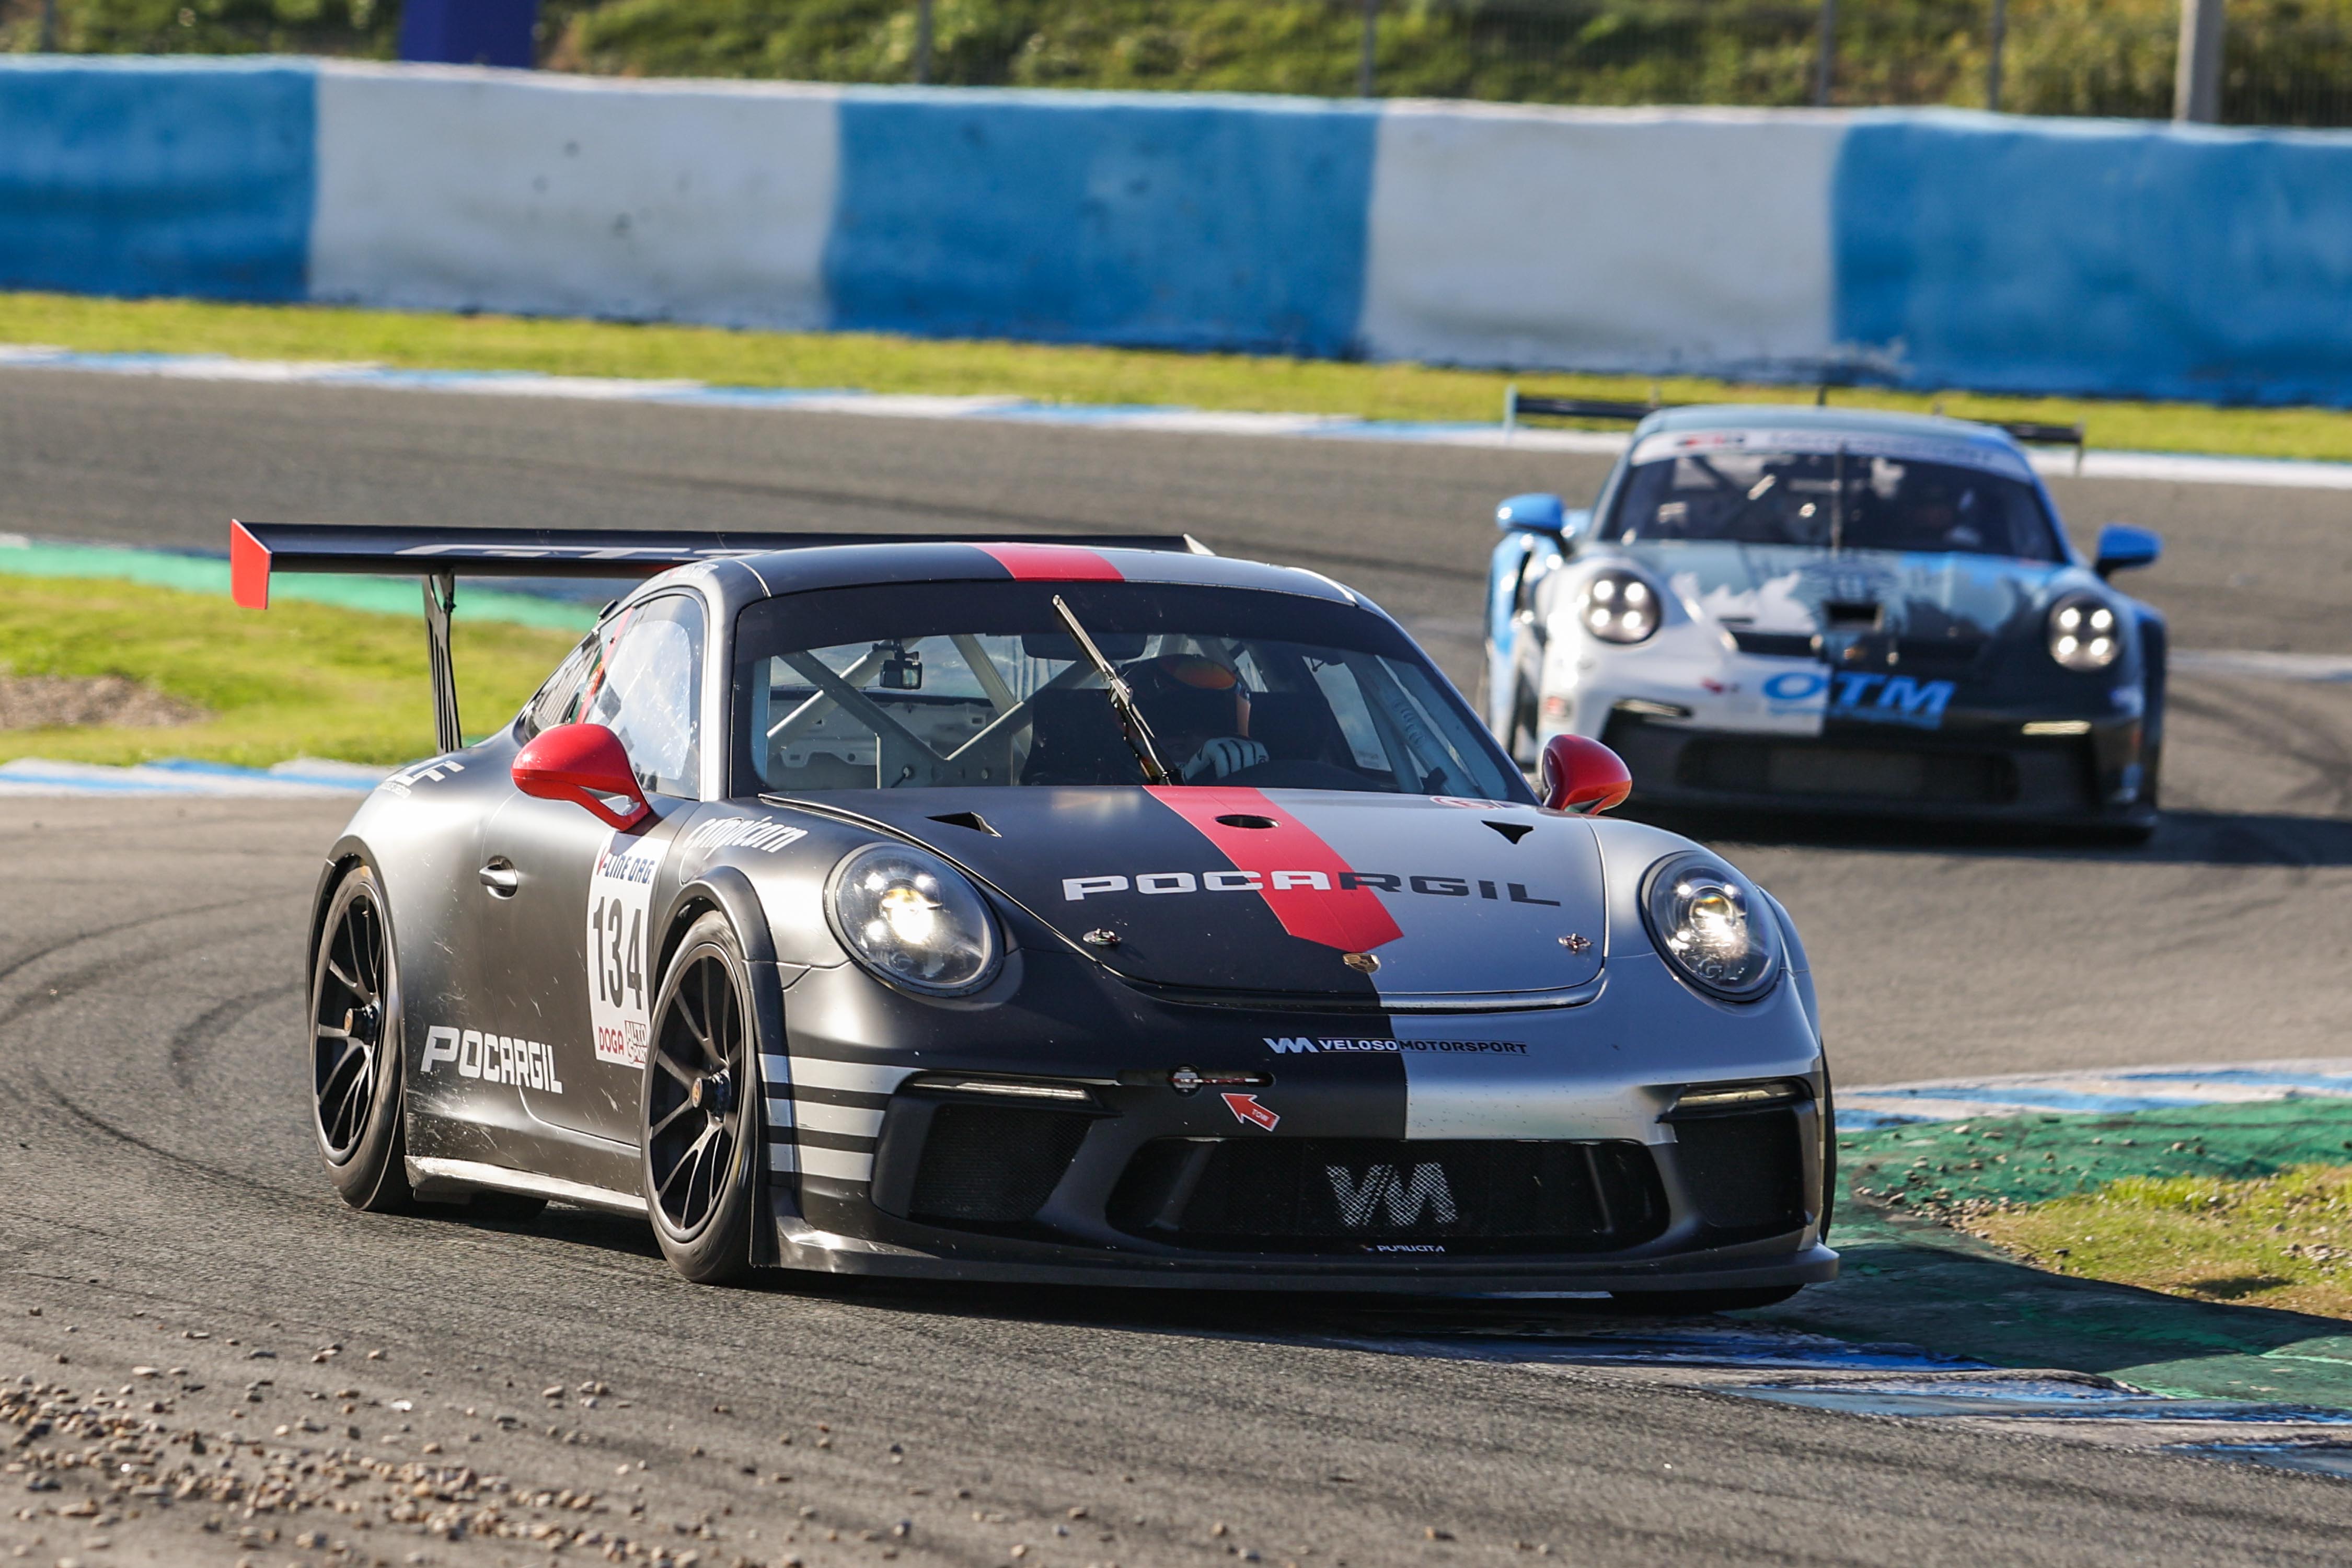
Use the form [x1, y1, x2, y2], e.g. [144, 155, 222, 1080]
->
[406, 1156, 648, 1218]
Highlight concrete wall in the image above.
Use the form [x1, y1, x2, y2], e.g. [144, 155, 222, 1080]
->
[3, 57, 2347, 403]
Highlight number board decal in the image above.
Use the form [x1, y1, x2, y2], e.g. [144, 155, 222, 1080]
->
[586, 829, 664, 1069]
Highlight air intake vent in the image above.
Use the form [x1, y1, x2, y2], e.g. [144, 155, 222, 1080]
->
[1109, 1138, 1667, 1255]
[1674, 1108, 1806, 1237]
[907, 1104, 1091, 1225]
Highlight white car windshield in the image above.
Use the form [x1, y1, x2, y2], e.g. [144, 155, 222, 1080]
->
[730, 580, 1527, 801]
[1609, 447, 2062, 561]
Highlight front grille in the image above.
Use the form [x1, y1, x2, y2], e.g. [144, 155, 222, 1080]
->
[1677, 737, 2016, 805]
[1674, 1108, 1807, 1237]
[1108, 1139, 1668, 1254]
[907, 1104, 1091, 1225]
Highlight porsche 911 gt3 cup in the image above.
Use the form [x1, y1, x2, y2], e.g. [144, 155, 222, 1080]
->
[240, 520, 1834, 1302]
[1486, 406, 2166, 836]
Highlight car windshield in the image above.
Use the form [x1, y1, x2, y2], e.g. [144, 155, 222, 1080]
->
[730, 580, 1527, 801]
[1608, 445, 2062, 561]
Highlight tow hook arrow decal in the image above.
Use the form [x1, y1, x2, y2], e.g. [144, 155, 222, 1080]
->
[1221, 1093, 1281, 1131]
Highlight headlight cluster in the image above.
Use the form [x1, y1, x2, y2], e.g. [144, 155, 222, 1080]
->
[1577, 570, 1662, 644]
[2047, 593, 2122, 671]
[827, 843, 1000, 996]
[1641, 852, 1781, 1001]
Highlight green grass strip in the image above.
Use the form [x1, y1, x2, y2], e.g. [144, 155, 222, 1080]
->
[10, 290, 2352, 463]
[0, 573, 580, 767]
[0, 539, 598, 632]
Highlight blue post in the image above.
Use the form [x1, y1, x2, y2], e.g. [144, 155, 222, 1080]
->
[398, 0, 540, 68]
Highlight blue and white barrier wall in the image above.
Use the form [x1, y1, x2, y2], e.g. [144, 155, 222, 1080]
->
[6, 56, 2351, 404]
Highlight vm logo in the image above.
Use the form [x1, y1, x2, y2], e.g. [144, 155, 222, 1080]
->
[1326, 1163, 1458, 1228]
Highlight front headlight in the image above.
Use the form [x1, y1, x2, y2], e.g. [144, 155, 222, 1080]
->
[1641, 852, 1781, 1001]
[826, 843, 1001, 996]
[2047, 592, 2122, 671]
[1577, 569, 1662, 645]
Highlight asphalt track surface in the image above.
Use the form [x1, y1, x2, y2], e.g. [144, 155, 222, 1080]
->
[4, 367, 2352, 1564]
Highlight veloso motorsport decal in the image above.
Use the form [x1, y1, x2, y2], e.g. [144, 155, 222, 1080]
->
[586, 830, 664, 1069]
[1063, 872, 1560, 905]
[1264, 1036, 1531, 1056]
[421, 1025, 564, 1094]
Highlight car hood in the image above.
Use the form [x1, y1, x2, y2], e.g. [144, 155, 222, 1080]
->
[816, 787, 1608, 1005]
[1620, 542, 2073, 643]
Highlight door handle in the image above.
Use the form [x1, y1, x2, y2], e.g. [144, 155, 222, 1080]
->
[478, 861, 520, 897]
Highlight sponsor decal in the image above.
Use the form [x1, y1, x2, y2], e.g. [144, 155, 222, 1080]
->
[1221, 1092, 1281, 1131]
[681, 815, 809, 855]
[1169, 1066, 1270, 1094]
[1365, 1243, 1447, 1254]
[1147, 786, 1402, 954]
[380, 757, 466, 797]
[586, 832, 664, 1068]
[1830, 672, 1955, 729]
[421, 1024, 564, 1094]
[1761, 668, 1956, 729]
[1328, 1163, 1457, 1228]
[1063, 872, 1558, 906]
[1264, 1036, 1531, 1056]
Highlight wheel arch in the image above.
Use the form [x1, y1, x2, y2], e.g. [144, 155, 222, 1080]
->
[653, 867, 789, 1264]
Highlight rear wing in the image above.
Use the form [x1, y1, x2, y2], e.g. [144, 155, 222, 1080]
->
[229, 521, 1210, 755]
[1502, 386, 2086, 471]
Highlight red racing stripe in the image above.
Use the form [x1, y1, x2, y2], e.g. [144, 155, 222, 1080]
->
[1147, 786, 1403, 953]
[975, 542, 1124, 582]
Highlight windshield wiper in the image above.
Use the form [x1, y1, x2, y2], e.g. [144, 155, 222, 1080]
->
[1051, 594, 1173, 786]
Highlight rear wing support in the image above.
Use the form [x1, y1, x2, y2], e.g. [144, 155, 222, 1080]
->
[422, 572, 462, 756]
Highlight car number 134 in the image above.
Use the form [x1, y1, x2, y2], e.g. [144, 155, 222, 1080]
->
[585, 832, 663, 1069]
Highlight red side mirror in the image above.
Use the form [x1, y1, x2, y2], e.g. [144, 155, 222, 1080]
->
[1539, 733, 1632, 816]
[513, 723, 651, 830]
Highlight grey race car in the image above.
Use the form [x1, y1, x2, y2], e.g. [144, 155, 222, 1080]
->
[1487, 406, 2166, 837]
[237, 521, 1835, 1302]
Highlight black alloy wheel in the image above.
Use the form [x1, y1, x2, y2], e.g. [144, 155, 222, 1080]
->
[311, 863, 412, 1212]
[641, 912, 760, 1283]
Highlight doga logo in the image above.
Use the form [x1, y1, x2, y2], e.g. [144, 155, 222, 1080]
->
[682, 816, 808, 855]
[1327, 1164, 1458, 1229]
[380, 757, 466, 797]
[422, 1025, 564, 1094]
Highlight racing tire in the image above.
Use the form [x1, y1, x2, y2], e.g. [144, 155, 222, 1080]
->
[640, 912, 762, 1285]
[310, 862, 414, 1214]
[1609, 1285, 1803, 1315]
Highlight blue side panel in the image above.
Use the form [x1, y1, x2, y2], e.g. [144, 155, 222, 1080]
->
[0, 58, 315, 302]
[1834, 111, 2352, 405]
[826, 90, 1376, 357]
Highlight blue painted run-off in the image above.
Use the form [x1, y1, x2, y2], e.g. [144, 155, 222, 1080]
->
[826, 91, 1378, 358]
[0, 57, 315, 302]
[1833, 111, 2352, 407]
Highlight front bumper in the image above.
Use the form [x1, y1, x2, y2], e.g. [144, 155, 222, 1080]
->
[757, 950, 1836, 1294]
[1598, 710, 2153, 826]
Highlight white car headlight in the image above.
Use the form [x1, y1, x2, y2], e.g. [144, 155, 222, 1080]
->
[1577, 569, 1662, 645]
[2047, 592, 2122, 672]
[1641, 852, 1782, 1001]
[826, 843, 1001, 996]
